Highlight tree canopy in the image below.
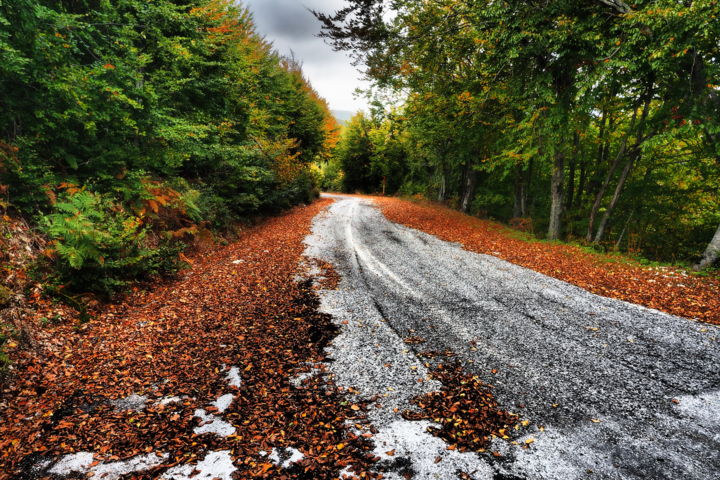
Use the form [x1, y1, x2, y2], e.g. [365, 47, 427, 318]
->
[0, 0, 338, 293]
[317, 0, 720, 267]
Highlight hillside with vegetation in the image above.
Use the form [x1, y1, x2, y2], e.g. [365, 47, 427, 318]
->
[0, 0, 340, 291]
[0, 0, 339, 369]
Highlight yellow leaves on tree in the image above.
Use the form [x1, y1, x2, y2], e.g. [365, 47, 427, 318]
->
[255, 137, 304, 185]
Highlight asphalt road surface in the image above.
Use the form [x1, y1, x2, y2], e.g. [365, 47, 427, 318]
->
[304, 195, 720, 480]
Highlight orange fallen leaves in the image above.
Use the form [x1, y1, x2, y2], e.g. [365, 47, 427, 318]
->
[0, 199, 381, 479]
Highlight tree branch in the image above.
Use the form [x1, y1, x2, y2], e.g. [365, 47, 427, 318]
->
[596, 0, 631, 14]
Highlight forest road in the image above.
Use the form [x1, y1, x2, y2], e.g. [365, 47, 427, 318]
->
[304, 194, 720, 480]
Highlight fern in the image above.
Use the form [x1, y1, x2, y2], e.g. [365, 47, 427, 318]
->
[40, 190, 157, 294]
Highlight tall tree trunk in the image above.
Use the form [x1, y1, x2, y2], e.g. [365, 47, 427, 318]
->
[437, 174, 446, 202]
[524, 158, 533, 216]
[593, 151, 636, 243]
[513, 163, 526, 217]
[547, 150, 565, 240]
[460, 161, 477, 213]
[437, 161, 447, 202]
[565, 132, 579, 211]
[695, 223, 720, 270]
[586, 109, 637, 242]
[575, 156, 587, 209]
[513, 175, 523, 218]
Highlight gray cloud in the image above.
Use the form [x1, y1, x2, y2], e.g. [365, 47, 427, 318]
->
[243, 0, 369, 112]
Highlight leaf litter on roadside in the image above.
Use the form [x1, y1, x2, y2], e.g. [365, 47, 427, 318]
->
[0, 199, 383, 479]
[377, 197, 720, 326]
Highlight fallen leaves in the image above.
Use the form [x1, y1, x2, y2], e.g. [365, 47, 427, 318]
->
[0, 199, 382, 478]
[402, 364, 518, 453]
[377, 197, 720, 325]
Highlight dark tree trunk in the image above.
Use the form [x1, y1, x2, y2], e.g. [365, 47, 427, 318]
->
[548, 150, 565, 240]
[575, 152, 587, 209]
[565, 132, 579, 211]
[513, 164, 525, 218]
[513, 161, 532, 218]
[524, 158, 533, 216]
[460, 160, 477, 213]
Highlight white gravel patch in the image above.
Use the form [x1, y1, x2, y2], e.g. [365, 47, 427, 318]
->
[110, 394, 148, 411]
[212, 393, 235, 413]
[48, 452, 168, 479]
[268, 447, 305, 469]
[48, 452, 94, 476]
[674, 390, 720, 426]
[193, 409, 236, 437]
[372, 420, 494, 479]
[226, 366, 242, 388]
[158, 396, 183, 406]
[162, 450, 236, 480]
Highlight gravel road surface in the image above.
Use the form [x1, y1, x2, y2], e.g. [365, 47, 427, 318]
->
[304, 195, 720, 480]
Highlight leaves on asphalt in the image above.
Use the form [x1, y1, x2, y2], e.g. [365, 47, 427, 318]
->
[403, 364, 518, 453]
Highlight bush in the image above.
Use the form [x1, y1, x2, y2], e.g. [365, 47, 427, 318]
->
[398, 181, 428, 197]
[40, 190, 179, 295]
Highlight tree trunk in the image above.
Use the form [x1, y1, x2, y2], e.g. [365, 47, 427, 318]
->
[437, 175, 446, 202]
[695, 223, 720, 270]
[513, 179, 523, 218]
[575, 156, 587, 209]
[565, 132, 579, 211]
[513, 163, 526, 217]
[593, 151, 636, 243]
[437, 163, 447, 202]
[547, 150, 565, 240]
[586, 109, 637, 242]
[460, 161, 477, 213]
[524, 158, 533, 216]
[615, 211, 634, 250]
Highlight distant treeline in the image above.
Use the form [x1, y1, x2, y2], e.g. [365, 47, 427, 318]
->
[318, 0, 720, 267]
[0, 0, 338, 294]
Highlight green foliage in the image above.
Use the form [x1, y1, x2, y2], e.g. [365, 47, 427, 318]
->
[40, 191, 155, 294]
[0, 0, 335, 294]
[335, 113, 376, 192]
[319, 157, 345, 192]
[320, 0, 720, 264]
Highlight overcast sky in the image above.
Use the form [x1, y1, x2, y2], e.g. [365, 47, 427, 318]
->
[243, 0, 369, 113]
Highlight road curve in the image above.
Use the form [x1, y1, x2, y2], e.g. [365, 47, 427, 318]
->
[304, 195, 720, 480]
